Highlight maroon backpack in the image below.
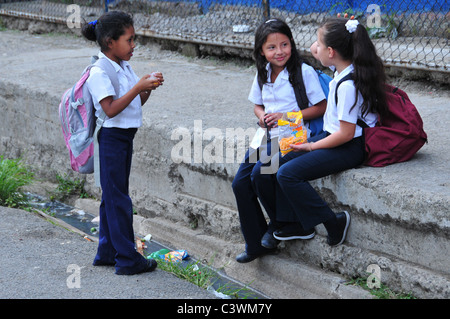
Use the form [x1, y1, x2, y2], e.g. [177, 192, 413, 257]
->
[336, 75, 427, 167]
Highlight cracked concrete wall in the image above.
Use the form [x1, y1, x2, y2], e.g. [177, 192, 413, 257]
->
[2, 82, 448, 298]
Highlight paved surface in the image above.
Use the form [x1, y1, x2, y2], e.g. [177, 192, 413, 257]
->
[0, 205, 219, 299]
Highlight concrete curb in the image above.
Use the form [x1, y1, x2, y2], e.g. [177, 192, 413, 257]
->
[75, 198, 373, 299]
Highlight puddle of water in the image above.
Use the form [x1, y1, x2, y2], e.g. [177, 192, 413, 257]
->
[26, 193, 99, 237]
[25, 193, 267, 299]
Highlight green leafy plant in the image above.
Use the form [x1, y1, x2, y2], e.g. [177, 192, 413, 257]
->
[0, 156, 34, 208]
[49, 173, 90, 201]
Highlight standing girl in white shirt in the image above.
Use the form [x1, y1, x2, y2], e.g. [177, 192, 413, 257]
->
[232, 18, 327, 263]
[272, 18, 388, 246]
[82, 11, 164, 275]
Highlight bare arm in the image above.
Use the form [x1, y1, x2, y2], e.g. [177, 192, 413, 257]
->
[254, 104, 266, 127]
[255, 98, 327, 129]
[139, 72, 164, 106]
[301, 98, 327, 121]
[291, 120, 356, 152]
[100, 72, 163, 117]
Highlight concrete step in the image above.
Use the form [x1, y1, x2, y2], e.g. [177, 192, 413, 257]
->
[73, 198, 372, 299]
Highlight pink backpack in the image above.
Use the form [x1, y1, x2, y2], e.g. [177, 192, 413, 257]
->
[59, 57, 118, 185]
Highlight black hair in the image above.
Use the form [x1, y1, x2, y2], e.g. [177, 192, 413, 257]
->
[81, 11, 134, 52]
[320, 18, 387, 118]
[253, 18, 304, 89]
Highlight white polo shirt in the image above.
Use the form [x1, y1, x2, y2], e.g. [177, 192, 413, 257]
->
[86, 51, 142, 129]
[248, 63, 326, 137]
[323, 64, 377, 138]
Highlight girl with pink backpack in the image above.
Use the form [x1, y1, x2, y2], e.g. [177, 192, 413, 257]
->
[82, 11, 164, 275]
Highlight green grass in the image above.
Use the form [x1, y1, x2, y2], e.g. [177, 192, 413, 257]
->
[148, 251, 259, 299]
[346, 276, 416, 299]
[0, 156, 34, 208]
[0, 157, 91, 207]
[156, 258, 215, 289]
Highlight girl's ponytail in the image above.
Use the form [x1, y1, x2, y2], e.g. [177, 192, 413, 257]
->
[81, 20, 97, 42]
[320, 18, 388, 118]
[351, 23, 387, 118]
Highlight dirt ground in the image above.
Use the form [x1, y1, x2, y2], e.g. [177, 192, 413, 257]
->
[2, 28, 449, 96]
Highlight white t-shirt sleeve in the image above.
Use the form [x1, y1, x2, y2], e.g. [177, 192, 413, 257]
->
[87, 67, 117, 103]
[248, 73, 263, 106]
[302, 64, 326, 106]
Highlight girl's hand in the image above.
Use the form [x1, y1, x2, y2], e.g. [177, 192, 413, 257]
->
[263, 112, 283, 128]
[289, 121, 356, 152]
[149, 72, 164, 87]
[258, 114, 265, 128]
[138, 72, 164, 92]
[290, 142, 314, 152]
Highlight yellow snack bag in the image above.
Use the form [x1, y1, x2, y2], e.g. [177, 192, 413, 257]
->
[278, 111, 307, 156]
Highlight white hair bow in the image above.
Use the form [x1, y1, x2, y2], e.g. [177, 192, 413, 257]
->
[345, 19, 359, 33]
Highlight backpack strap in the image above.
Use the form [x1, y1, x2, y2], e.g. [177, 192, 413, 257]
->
[334, 73, 353, 106]
[334, 73, 369, 128]
[91, 56, 120, 97]
[90, 56, 120, 187]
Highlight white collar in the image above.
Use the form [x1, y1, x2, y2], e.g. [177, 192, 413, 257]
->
[98, 51, 130, 73]
[334, 64, 354, 82]
[265, 63, 289, 82]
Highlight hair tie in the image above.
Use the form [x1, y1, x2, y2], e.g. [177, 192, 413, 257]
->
[88, 20, 98, 27]
[345, 19, 359, 33]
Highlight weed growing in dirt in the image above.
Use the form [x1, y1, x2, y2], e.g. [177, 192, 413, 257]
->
[0, 156, 34, 208]
[49, 173, 90, 201]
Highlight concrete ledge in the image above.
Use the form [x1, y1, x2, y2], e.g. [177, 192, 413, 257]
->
[1, 30, 449, 298]
[73, 197, 371, 299]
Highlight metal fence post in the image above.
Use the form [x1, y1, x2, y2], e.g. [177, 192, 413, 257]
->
[262, 0, 270, 21]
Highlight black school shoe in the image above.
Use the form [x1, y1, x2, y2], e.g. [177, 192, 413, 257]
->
[261, 231, 279, 249]
[115, 258, 158, 275]
[93, 260, 115, 266]
[235, 248, 276, 263]
[327, 211, 351, 246]
[273, 223, 315, 241]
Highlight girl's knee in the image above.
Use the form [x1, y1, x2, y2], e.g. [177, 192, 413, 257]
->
[250, 164, 273, 184]
[231, 178, 240, 193]
[276, 164, 305, 186]
[232, 175, 250, 194]
[276, 165, 290, 185]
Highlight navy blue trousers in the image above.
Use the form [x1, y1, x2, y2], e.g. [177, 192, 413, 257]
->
[232, 138, 281, 254]
[276, 134, 364, 230]
[93, 127, 147, 274]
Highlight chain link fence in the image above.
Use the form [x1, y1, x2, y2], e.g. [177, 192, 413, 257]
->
[0, 0, 448, 72]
